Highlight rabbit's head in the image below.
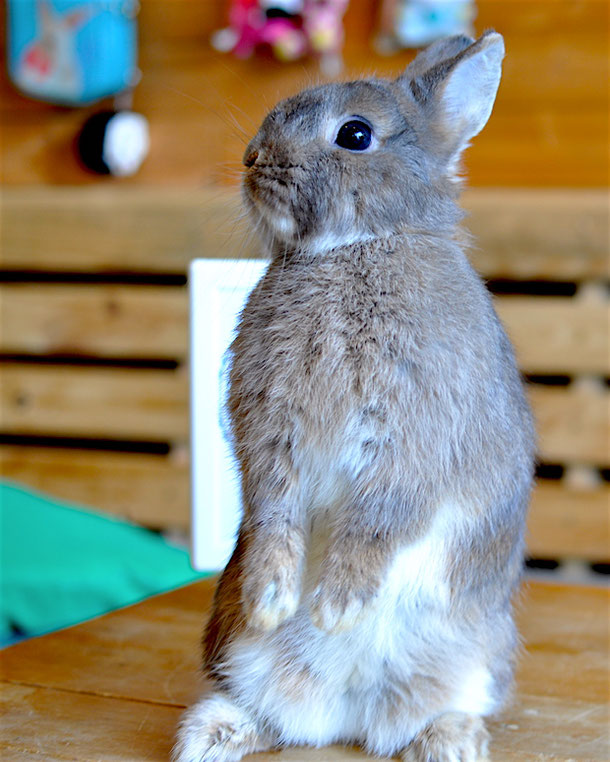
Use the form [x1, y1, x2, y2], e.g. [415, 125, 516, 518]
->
[242, 31, 504, 253]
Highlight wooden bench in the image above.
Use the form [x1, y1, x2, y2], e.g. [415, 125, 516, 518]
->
[1, 187, 608, 564]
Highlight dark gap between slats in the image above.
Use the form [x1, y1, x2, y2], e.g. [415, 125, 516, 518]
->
[0, 272, 585, 295]
[525, 560, 610, 578]
[525, 558, 560, 570]
[0, 270, 187, 286]
[591, 563, 610, 575]
[535, 464, 565, 480]
[486, 279, 578, 296]
[0, 433, 171, 455]
[525, 374, 571, 386]
[0, 354, 180, 370]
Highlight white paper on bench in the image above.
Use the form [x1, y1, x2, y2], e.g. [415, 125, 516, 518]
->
[189, 259, 267, 571]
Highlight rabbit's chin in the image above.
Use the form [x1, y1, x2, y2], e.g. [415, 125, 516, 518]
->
[246, 192, 380, 255]
[244, 193, 297, 246]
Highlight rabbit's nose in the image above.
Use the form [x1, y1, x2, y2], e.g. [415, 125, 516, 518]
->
[244, 149, 259, 168]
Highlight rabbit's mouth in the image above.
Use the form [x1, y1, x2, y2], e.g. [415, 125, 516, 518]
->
[243, 169, 297, 240]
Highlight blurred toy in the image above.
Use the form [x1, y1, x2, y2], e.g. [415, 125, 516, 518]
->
[6, 0, 149, 176]
[211, 0, 349, 75]
[376, 0, 475, 52]
[77, 109, 150, 177]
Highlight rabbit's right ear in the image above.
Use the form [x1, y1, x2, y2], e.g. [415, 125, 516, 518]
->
[402, 34, 474, 80]
[398, 31, 505, 175]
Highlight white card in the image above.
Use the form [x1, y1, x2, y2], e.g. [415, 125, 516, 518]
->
[189, 258, 268, 571]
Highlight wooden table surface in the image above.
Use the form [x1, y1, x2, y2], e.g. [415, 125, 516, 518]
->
[1, 578, 608, 761]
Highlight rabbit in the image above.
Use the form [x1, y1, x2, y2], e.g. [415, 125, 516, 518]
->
[175, 29, 535, 762]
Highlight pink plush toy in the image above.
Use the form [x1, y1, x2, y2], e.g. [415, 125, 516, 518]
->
[211, 0, 349, 73]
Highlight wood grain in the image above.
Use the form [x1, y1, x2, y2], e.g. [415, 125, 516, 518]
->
[1, 579, 608, 760]
[0, 285, 189, 359]
[2, 188, 607, 278]
[528, 385, 610, 466]
[496, 298, 610, 375]
[1, 683, 181, 762]
[0, 365, 188, 441]
[527, 482, 610, 562]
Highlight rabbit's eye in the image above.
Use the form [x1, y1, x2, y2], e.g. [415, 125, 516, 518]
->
[335, 120, 372, 151]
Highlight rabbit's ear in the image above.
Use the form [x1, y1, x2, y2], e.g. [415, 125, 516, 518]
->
[403, 34, 475, 80]
[400, 31, 504, 172]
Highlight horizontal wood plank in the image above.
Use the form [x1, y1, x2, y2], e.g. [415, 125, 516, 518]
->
[528, 385, 610, 466]
[1, 367, 608, 466]
[0, 366, 188, 441]
[3, 286, 608, 376]
[0, 188, 251, 272]
[1, 580, 608, 760]
[464, 189, 609, 280]
[0, 285, 188, 359]
[527, 482, 610, 562]
[496, 297, 609, 375]
[2, 188, 607, 278]
[0, 447, 190, 531]
[2, 446, 608, 560]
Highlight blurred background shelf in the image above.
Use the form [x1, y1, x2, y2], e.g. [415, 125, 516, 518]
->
[1, 0, 608, 187]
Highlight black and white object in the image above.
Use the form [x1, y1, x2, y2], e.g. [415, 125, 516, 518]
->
[77, 109, 149, 176]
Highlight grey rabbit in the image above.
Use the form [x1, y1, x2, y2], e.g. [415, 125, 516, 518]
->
[175, 30, 535, 762]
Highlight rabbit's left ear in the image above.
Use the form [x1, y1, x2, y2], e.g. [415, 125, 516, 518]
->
[399, 31, 505, 171]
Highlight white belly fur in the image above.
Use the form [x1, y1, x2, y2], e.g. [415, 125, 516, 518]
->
[222, 500, 496, 749]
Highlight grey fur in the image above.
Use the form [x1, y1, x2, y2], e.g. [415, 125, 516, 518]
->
[175, 31, 535, 762]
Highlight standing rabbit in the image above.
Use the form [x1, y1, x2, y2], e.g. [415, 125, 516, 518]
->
[176, 30, 535, 762]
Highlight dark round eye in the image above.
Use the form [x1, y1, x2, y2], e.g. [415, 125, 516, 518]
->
[335, 120, 372, 151]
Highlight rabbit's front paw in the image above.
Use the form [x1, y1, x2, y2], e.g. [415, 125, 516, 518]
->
[241, 528, 305, 631]
[309, 579, 373, 634]
[243, 570, 300, 632]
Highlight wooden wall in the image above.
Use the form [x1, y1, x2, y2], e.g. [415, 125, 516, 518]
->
[1, 0, 608, 187]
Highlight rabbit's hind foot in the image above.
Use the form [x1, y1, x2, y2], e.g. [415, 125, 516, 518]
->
[173, 691, 272, 762]
[401, 712, 490, 762]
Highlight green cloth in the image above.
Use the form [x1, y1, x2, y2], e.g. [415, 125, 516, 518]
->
[0, 480, 207, 645]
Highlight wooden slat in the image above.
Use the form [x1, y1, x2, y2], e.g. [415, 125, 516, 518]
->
[464, 189, 609, 280]
[0, 447, 190, 531]
[496, 297, 610, 375]
[527, 482, 610, 562]
[528, 385, 610, 466]
[0, 366, 188, 441]
[2, 286, 608, 375]
[0, 188, 253, 272]
[0, 285, 188, 359]
[2, 188, 607, 278]
[1, 367, 608, 465]
[2, 447, 608, 561]
[1, 580, 608, 760]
